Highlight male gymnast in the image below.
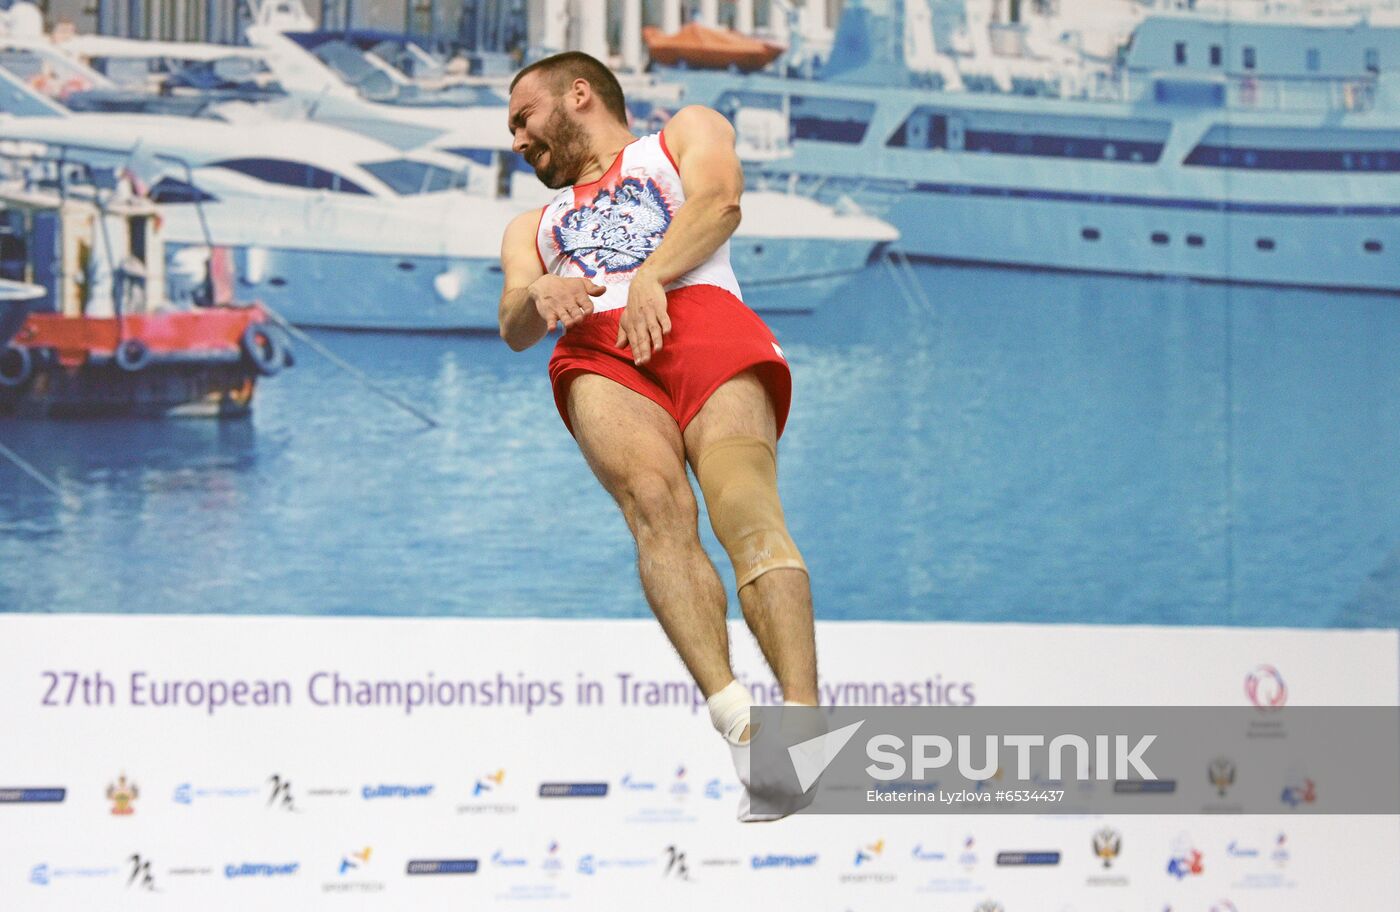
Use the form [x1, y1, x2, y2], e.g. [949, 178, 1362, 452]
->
[497, 52, 817, 820]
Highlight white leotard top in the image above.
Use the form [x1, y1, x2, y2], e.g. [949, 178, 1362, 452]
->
[534, 131, 743, 313]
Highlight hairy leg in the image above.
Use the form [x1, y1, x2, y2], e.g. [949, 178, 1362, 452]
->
[684, 370, 818, 706]
[567, 373, 734, 697]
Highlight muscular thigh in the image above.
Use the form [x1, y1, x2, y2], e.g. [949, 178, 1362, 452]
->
[566, 373, 695, 523]
[682, 369, 777, 469]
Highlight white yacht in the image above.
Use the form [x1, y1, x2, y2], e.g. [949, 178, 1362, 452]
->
[0, 71, 524, 330]
[668, 1, 1400, 292]
[1, 22, 901, 320]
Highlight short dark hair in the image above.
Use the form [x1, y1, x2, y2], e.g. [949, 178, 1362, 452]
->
[510, 51, 628, 125]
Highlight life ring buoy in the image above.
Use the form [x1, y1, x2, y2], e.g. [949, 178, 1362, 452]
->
[240, 323, 287, 377]
[0, 345, 33, 388]
[115, 338, 153, 372]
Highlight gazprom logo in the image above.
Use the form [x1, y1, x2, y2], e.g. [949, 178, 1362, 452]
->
[173, 784, 192, 805]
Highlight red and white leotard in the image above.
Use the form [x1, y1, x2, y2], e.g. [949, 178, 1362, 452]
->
[538, 129, 791, 439]
[534, 131, 742, 311]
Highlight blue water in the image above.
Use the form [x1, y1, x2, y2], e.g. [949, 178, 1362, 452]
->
[1, 262, 1397, 627]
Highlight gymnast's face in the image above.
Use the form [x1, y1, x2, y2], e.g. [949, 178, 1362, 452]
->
[508, 73, 592, 190]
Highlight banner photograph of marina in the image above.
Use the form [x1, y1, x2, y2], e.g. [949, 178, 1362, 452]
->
[1, 0, 1396, 626]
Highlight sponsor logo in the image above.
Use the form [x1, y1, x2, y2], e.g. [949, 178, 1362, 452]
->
[670, 766, 689, 798]
[1226, 840, 1259, 859]
[266, 774, 297, 811]
[406, 859, 478, 875]
[29, 862, 117, 885]
[1092, 828, 1121, 868]
[1113, 778, 1177, 794]
[703, 777, 740, 800]
[912, 843, 946, 862]
[840, 839, 896, 883]
[1272, 832, 1290, 866]
[1209, 757, 1236, 797]
[996, 851, 1060, 866]
[751, 853, 819, 869]
[854, 839, 885, 867]
[224, 862, 300, 879]
[325, 847, 383, 894]
[107, 775, 138, 816]
[0, 788, 65, 803]
[491, 850, 528, 868]
[460, 769, 516, 815]
[127, 854, 157, 891]
[1280, 777, 1316, 808]
[474, 769, 505, 796]
[576, 853, 654, 876]
[619, 774, 656, 792]
[959, 835, 979, 870]
[173, 782, 259, 805]
[974, 902, 1006, 912]
[662, 845, 691, 881]
[362, 784, 433, 800]
[538, 782, 607, 798]
[339, 848, 371, 875]
[1210, 902, 1239, 912]
[542, 842, 563, 875]
[1166, 837, 1204, 880]
[1245, 664, 1287, 711]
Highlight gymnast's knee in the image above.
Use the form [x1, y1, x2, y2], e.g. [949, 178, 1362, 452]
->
[694, 436, 807, 589]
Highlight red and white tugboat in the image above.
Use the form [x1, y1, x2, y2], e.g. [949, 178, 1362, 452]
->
[0, 174, 292, 418]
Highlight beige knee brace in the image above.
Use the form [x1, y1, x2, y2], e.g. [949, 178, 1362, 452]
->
[694, 436, 807, 589]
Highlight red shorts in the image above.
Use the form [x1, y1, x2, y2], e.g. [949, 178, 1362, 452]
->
[548, 284, 792, 439]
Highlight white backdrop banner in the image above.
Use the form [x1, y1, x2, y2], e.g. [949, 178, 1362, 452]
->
[1, 615, 1396, 910]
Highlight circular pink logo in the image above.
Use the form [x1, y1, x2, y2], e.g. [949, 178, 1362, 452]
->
[1244, 664, 1287, 710]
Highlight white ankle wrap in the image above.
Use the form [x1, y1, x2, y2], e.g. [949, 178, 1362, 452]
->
[706, 679, 753, 744]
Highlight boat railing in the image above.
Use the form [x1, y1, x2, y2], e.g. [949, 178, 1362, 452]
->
[0, 140, 218, 248]
[1, 141, 223, 320]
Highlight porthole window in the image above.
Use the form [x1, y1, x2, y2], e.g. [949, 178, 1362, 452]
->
[1082, 227, 1101, 241]
[1151, 232, 1170, 245]
[1186, 234, 1205, 247]
[1363, 240, 1383, 253]
[1256, 238, 1276, 251]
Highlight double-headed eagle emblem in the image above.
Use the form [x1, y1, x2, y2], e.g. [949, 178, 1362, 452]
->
[554, 177, 673, 277]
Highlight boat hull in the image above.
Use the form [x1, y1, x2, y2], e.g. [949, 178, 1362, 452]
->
[0, 308, 280, 419]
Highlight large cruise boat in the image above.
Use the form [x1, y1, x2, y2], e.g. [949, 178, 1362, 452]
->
[667, 2, 1399, 292]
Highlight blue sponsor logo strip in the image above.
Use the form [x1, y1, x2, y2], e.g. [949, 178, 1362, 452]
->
[406, 859, 479, 875]
[0, 788, 66, 803]
[538, 782, 608, 798]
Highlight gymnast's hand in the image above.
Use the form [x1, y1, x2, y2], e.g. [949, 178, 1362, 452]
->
[530, 275, 605, 332]
[616, 271, 672, 365]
